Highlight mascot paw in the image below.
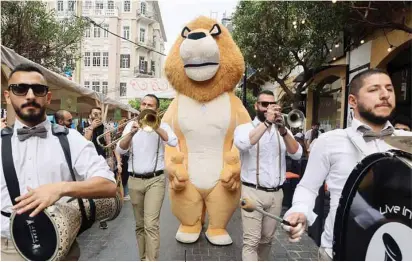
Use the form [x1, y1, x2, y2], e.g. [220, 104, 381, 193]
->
[205, 229, 233, 246]
[224, 152, 239, 165]
[175, 224, 201, 244]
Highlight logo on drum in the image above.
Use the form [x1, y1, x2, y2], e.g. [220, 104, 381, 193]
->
[26, 219, 42, 254]
[366, 222, 412, 261]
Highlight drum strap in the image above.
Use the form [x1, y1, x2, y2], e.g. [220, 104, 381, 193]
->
[52, 125, 96, 235]
[1, 127, 20, 217]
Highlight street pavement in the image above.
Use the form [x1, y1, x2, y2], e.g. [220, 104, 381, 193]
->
[78, 188, 319, 261]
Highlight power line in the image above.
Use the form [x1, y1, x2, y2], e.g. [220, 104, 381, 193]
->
[75, 15, 166, 57]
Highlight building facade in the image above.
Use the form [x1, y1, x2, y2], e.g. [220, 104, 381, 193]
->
[47, 0, 167, 104]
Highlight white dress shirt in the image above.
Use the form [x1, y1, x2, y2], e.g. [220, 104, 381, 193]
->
[116, 121, 178, 174]
[234, 117, 303, 188]
[284, 118, 412, 256]
[1, 119, 115, 239]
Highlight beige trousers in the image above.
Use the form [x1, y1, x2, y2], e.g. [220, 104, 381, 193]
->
[128, 174, 166, 261]
[241, 186, 283, 261]
[318, 247, 333, 261]
[1, 237, 80, 261]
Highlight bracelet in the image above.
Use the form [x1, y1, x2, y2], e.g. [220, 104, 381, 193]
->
[280, 129, 288, 137]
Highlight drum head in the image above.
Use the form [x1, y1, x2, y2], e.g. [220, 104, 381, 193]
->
[333, 150, 412, 261]
[11, 210, 58, 261]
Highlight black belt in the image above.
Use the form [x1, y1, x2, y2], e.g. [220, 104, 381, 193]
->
[1, 211, 10, 217]
[130, 170, 164, 179]
[242, 181, 282, 192]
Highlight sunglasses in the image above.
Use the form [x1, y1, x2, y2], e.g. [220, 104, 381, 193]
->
[257, 101, 276, 108]
[8, 84, 49, 97]
[395, 127, 410, 131]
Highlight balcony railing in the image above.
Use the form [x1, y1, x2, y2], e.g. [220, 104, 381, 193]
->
[82, 8, 118, 17]
[136, 9, 156, 21]
[135, 38, 156, 50]
[134, 66, 154, 77]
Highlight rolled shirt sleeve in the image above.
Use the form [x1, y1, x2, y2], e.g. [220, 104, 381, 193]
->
[70, 131, 116, 183]
[286, 129, 302, 160]
[160, 122, 178, 147]
[116, 121, 133, 155]
[234, 123, 254, 152]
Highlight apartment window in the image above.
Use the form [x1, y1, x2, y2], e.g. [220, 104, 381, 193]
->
[139, 28, 145, 42]
[139, 56, 145, 71]
[84, 81, 90, 89]
[120, 83, 127, 97]
[84, 52, 90, 67]
[84, 28, 90, 38]
[108, 0, 114, 9]
[141, 2, 146, 14]
[120, 54, 130, 68]
[103, 52, 109, 67]
[123, 26, 130, 40]
[102, 81, 108, 94]
[151, 60, 155, 75]
[92, 81, 100, 92]
[95, 1, 103, 9]
[103, 24, 109, 38]
[85, 1, 92, 10]
[57, 1, 64, 11]
[93, 52, 101, 67]
[94, 26, 101, 38]
[68, 0, 75, 11]
[124, 0, 130, 12]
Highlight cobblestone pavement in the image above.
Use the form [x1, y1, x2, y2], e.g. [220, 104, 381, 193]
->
[78, 190, 318, 261]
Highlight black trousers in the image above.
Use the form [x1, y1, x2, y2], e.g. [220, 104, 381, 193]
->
[121, 155, 129, 187]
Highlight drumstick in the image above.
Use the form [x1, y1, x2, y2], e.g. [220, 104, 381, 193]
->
[240, 198, 293, 226]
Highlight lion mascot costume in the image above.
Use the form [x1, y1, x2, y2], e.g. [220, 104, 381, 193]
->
[162, 16, 251, 245]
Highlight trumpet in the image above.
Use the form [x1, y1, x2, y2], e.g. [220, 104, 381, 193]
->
[96, 109, 165, 149]
[283, 109, 305, 128]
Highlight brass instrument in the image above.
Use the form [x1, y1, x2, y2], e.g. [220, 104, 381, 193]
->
[96, 109, 165, 149]
[281, 109, 305, 128]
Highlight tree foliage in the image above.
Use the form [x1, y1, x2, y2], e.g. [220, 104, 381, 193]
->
[129, 98, 173, 116]
[235, 88, 257, 119]
[1, 1, 89, 73]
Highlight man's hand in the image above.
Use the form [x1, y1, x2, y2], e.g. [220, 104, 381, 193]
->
[91, 119, 102, 130]
[266, 105, 277, 123]
[130, 121, 140, 135]
[13, 184, 65, 217]
[282, 212, 307, 242]
[273, 105, 285, 128]
[1, 118, 6, 129]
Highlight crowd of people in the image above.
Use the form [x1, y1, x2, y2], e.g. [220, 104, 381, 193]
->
[1, 63, 411, 261]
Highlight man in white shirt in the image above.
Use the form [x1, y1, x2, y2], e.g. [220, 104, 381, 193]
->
[116, 94, 178, 261]
[283, 68, 412, 260]
[54, 109, 73, 128]
[234, 90, 302, 261]
[1, 63, 117, 260]
[304, 122, 320, 149]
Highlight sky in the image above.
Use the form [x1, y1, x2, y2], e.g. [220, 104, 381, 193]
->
[158, 0, 239, 55]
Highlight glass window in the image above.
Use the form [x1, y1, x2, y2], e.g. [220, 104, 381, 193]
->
[123, 26, 130, 40]
[102, 81, 108, 94]
[124, 0, 130, 12]
[92, 52, 101, 67]
[139, 28, 145, 42]
[84, 52, 90, 67]
[84, 81, 90, 89]
[92, 81, 100, 92]
[120, 83, 127, 97]
[103, 52, 109, 67]
[120, 54, 130, 68]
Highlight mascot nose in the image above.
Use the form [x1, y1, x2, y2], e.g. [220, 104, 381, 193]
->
[188, 32, 206, 40]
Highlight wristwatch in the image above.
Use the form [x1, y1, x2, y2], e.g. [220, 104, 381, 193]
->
[280, 129, 288, 137]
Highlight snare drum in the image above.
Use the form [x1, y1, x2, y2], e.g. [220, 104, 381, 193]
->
[333, 150, 412, 261]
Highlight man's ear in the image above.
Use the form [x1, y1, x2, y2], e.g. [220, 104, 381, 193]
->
[254, 102, 258, 111]
[4, 90, 11, 105]
[46, 92, 52, 105]
[348, 94, 357, 110]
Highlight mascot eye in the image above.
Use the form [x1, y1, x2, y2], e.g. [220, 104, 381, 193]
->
[209, 24, 221, 37]
[181, 26, 191, 38]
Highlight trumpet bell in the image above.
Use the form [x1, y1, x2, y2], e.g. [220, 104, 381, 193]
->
[138, 109, 161, 133]
[286, 109, 305, 128]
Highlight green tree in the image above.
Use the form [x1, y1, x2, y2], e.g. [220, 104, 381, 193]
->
[1, 1, 89, 73]
[232, 1, 347, 108]
[129, 98, 173, 118]
[235, 89, 257, 119]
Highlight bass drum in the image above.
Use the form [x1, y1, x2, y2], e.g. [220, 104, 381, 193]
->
[333, 150, 412, 261]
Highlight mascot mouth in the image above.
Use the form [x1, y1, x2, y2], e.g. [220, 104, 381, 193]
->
[184, 62, 219, 68]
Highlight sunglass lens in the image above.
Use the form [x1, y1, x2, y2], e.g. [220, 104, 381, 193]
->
[11, 84, 29, 96]
[32, 85, 48, 96]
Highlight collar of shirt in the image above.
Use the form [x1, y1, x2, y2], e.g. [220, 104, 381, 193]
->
[13, 118, 51, 131]
[351, 118, 393, 134]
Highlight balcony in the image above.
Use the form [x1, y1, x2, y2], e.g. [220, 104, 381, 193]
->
[136, 9, 156, 23]
[82, 8, 118, 17]
[134, 66, 155, 78]
[135, 38, 156, 51]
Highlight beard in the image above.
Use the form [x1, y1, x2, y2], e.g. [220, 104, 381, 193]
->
[358, 102, 394, 125]
[256, 109, 266, 122]
[13, 101, 46, 125]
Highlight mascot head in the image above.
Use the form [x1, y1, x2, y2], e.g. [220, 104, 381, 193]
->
[165, 16, 245, 103]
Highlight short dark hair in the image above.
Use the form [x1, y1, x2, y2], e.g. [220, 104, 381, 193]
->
[349, 68, 389, 96]
[312, 121, 320, 126]
[144, 94, 160, 109]
[54, 110, 67, 123]
[257, 90, 275, 100]
[9, 63, 44, 79]
[392, 115, 411, 128]
[89, 107, 102, 115]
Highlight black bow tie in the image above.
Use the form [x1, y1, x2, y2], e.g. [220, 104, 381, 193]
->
[358, 126, 394, 142]
[17, 126, 48, 141]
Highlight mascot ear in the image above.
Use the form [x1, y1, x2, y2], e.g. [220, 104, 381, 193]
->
[209, 24, 221, 37]
[181, 26, 191, 38]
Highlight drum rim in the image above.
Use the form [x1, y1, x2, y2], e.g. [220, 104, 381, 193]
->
[332, 150, 411, 261]
[10, 208, 60, 261]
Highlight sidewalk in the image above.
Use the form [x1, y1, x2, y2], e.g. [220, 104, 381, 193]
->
[78, 191, 318, 261]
